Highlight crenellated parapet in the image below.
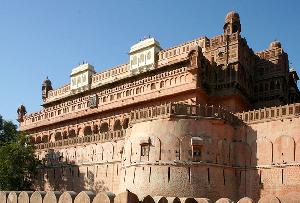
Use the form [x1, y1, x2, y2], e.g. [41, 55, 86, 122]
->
[235, 102, 300, 124]
[3, 190, 290, 203]
[130, 103, 240, 125]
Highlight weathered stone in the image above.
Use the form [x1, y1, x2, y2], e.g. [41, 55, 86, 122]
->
[30, 191, 46, 203]
[115, 191, 139, 203]
[237, 197, 254, 203]
[215, 198, 232, 203]
[44, 191, 61, 203]
[58, 191, 77, 203]
[7, 192, 18, 203]
[0, 191, 7, 203]
[92, 192, 115, 203]
[258, 195, 280, 203]
[279, 192, 300, 203]
[194, 198, 211, 203]
[74, 191, 95, 203]
[18, 191, 32, 203]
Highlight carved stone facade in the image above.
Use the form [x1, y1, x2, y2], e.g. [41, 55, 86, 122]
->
[19, 12, 300, 202]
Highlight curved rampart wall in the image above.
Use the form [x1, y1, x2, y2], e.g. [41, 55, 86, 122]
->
[120, 118, 239, 200]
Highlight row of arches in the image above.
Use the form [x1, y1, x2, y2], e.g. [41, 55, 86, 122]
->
[122, 134, 300, 167]
[35, 129, 300, 167]
[38, 140, 124, 165]
[99, 73, 189, 104]
[32, 118, 130, 144]
[217, 135, 300, 166]
[29, 66, 188, 125]
[254, 79, 282, 94]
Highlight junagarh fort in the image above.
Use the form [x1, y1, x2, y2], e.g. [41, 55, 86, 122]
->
[13, 11, 300, 203]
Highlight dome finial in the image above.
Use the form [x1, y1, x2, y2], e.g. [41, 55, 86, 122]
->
[269, 40, 281, 49]
[225, 11, 240, 23]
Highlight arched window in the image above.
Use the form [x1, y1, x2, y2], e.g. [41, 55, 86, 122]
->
[29, 137, 35, 144]
[93, 125, 99, 134]
[42, 135, 48, 143]
[36, 136, 42, 144]
[113, 120, 122, 131]
[123, 118, 129, 129]
[69, 129, 76, 138]
[136, 87, 140, 94]
[100, 122, 109, 133]
[151, 83, 156, 90]
[160, 81, 165, 88]
[83, 126, 92, 136]
[232, 23, 239, 33]
[62, 131, 68, 139]
[110, 94, 114, 101]
[55, 132, 62, 141]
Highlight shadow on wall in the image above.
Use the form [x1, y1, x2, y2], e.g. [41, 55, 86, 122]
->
[235, 125, 260, 202]
[34, 150, 109, 193]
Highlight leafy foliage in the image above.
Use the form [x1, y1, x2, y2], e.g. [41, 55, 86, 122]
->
[0, 115, 40, 190]
[0, 116, 18, 144]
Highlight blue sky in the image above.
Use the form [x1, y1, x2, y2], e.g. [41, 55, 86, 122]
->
[0, 0, 299, 122]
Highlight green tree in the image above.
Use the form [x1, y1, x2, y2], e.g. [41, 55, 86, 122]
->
[0, 115, 18, 144]
[0, 115, 40, 190]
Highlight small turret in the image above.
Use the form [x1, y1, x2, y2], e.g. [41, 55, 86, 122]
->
[269, 40, 282, 49]
[42, 76, 52, 101]
[224, 11, 241, 35]
[17, 104, 27, 123]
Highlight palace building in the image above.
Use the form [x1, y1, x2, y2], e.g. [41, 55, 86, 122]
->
[18, 11, 300, 202]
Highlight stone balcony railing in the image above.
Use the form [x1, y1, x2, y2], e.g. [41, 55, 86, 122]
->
[235, 103, 300, 124]
[36, 129, 126, 150]
[131, 103, 241, 125]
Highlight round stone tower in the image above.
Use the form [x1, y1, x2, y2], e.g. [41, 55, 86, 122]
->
[223, 11, 241, 35]
[42, 76, 52, 101]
